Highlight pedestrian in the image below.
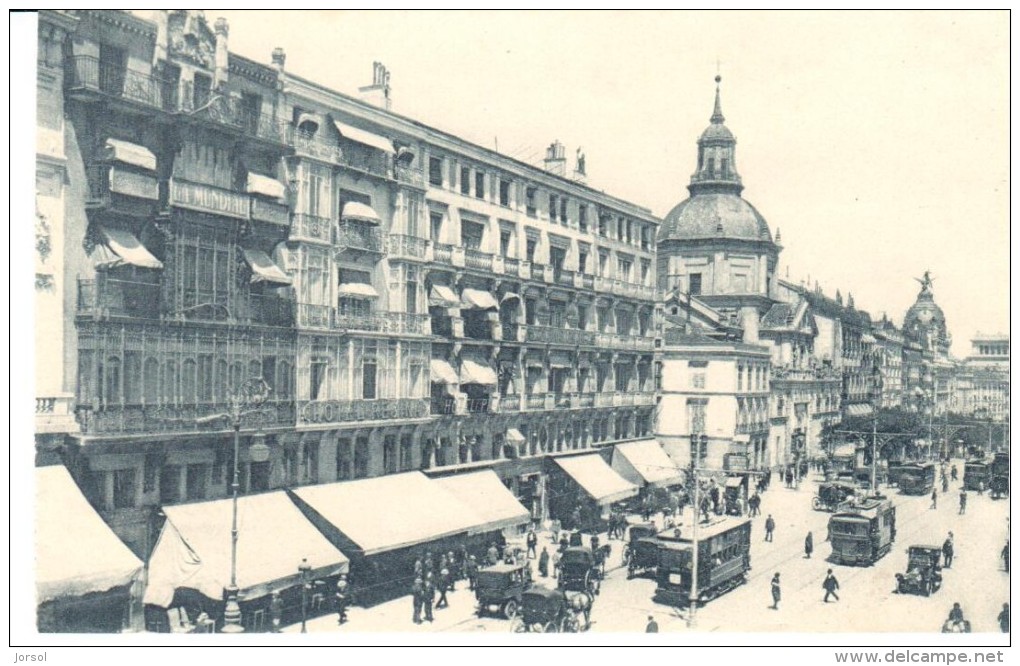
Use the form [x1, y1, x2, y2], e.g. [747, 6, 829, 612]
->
[823, 569, 840, 602]
[527, 528, 538, 559]
[1002, 541, 1009, 573]
[941, 475, 949, 494]
[591, 534, 600, 555]
[269, 591, 283, 633]
[438, 554, 448, 579]
[436, 566, 450, 609]
[958, 490, 967, 515]
[459, 545, 470, 581]
[467, 555, 479, 591]
[538, 546, 550, 577]
[552, 550, 561, 579]
[930, 488, 938, 510]
[804, 531, 814, 559]
[770, 573, 781, 610]
[558, 532, 569, 554]
[646, 615, 659, 633]
[942, 534, 954, 569]
[424, 551, 434, 576]
[764, 515, 776, 542]
[487, 542, 499, 566]
[411, 577, 424, 624]
[447, 551, 457, 590]
[998, 603, 1010, 633]
[951, 465, 958, 482]
[422, 573, 435, 622]
[335, 574, 350, 624]
[413, 558, 423, 579]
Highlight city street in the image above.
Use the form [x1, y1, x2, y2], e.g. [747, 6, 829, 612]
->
[284, 462, 1010, 634]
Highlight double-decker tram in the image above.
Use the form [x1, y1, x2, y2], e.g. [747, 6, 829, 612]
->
[828, 497, 896, 566]
[653, 517, 751, 607]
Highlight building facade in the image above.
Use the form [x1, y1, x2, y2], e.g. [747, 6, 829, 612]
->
[38, 10, 661, 556]
[954, 333, 1009, 422]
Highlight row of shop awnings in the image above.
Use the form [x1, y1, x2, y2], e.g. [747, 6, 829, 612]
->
[430, 358, 498, 386]
[36, 466, 143, 605]
[551, 440, 685, 506]
[429, 286, 501, 311]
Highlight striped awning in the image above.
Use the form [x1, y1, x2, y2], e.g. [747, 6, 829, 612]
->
[460, 359, 498, 386]
[93, 225, 163, 270]
[429, 285, 459, 308]
[241, 248, 291, 285]
[461, 288, 499, 311]
[337, 282, 379, 299]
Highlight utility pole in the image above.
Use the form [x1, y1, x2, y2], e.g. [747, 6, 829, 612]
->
[688, 433, 705, 629]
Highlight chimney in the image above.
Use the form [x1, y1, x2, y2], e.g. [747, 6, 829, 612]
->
[359, 62, 392, 110]
[572, 147, 587, 184]
[544, 140, 566, 176]
[214, 18, 229, 90]
[271, 47, 286, 72]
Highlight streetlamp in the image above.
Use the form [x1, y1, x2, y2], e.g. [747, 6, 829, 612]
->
[688, 433, 707, 629]
[197, 377, 272, 634]
[299, 558, 312, 634]
[869, 365, 883, 495]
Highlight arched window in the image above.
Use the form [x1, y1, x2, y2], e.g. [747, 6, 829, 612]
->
[143, 357, 160, 404]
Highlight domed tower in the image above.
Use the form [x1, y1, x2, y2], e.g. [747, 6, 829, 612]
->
[904, 271, 951, 357]
[657, 76, 781, 343]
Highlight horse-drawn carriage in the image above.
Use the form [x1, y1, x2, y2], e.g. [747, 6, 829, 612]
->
[510, 587, 592, 633]
[812, 481, 858, 512]
[558, 546, 603, 595]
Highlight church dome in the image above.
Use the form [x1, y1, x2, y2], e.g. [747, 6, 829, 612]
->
[658, 193, 772, 242]
[903, 273, 950, 351]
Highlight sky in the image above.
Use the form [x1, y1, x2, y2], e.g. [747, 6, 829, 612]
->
[175, 10, 1006, 356]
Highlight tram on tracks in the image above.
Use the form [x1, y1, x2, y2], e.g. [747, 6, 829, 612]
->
[828, 496, 896, 566]
[653, 517, 751, 607]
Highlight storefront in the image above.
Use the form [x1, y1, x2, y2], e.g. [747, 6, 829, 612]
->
[547, 453, 639, 531]
[611, 438, 685, 489]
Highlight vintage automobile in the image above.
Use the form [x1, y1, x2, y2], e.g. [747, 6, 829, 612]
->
[558, 547, 600, 594]
[812, 481, 858, 512]
[510, 586, 592, 633]
[895, 545, 943, 596]
[474, 561, 531, 619]
[624, 522, 660, 578]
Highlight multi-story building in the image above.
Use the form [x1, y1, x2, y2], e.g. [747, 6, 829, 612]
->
[39, 10, 661, 557]
[871, 316, 904, 409]
[954, 333, 1009, 422]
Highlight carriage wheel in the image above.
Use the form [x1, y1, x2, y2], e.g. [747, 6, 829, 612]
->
[560, 615, 578, 633]
[502, 599, 519, 620]
[510, 617, 526, 633]
[542, 621, 558, 633]
[583, 571, 592, 591]
[812, 497, 822, 511]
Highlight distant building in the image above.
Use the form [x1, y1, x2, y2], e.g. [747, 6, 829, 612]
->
[954, 333, 1009, 422]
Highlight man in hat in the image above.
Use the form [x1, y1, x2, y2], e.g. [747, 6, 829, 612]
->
[422, 573, 436, 622]
[823, 569, 840, 602]
[943, 533, 955, 569]
[269, 591, 284, 633]
[764, 515, 776, 542]
[770, 573, 781, 610]
[335, 574, 350, 624]
[466, 555, 479, 591]
[645, 615, 659, 633]
[411, 577, 424, 624]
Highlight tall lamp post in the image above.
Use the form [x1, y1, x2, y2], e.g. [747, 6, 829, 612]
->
[688, 433, 707, 629]
[198, 377, 272, 634]
[869, 364, 883, 495]
[299, 558, 312, 634]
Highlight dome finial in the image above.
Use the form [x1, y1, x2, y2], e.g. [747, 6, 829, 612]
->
[711, 74, 725, 124]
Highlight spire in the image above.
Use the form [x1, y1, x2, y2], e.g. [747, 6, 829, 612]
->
[711, 74, 725, 124]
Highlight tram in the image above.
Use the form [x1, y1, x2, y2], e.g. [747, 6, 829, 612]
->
[963, 460, 991, 492]
[653, 517, 751, 607]
[828, 497, 896, 566]
[897, 462, 935, 495]
[990, 453, 1009, 498]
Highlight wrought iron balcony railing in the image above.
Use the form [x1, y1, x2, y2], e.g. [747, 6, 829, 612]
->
[499, 394, 521, 412]
[299, 397, 429, 424]
[464, 247, 493, 271]
[248, 294, 295, 327]
[77, 277, 161, 320]
[297, 303, 333, 329]
[291, 213, 333, 244]
[76, 399, 296, 436]
[288, 130, 344, 163]
[65, 55, 178, 111]
[388, 234, 428, 260]
[334, 311, 430, 335]
[525, 394, 546, 410]
[336, 221, 383, 253]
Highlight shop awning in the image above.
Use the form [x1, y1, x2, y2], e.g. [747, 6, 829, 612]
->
[430, 359, 459, 384]
[337, 282, 379, 299]
[144, 491, 348, 608]
[93, 225, 163, 270]
[433, 470, 530, 534]
[290, 472, 481, 556]
[461, 288, 499, 311]
[501, 292, 521, 304]
[246, 173, 287, 199]
[725, 477, 744, 488]
[847, 404, 874, 417]
[341, 201, 382, 225]
[36, 466, 143, 604]
[861, 334, 877, 344]
[506, 428, 526, 445]
[460, 359, 498, 386]
[242, 248, 291, 285]
[104, 138, 156, 171]
[429, 285, 459, 308]
[553, 454, 639, 506]
[611, 439, 685, 488]
[333, 120, 396, 154]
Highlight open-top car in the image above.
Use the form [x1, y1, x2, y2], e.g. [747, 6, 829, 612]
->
[812, 481, 858, 512]
[510, 586, 592, 633]
[475, 561, 531, 619]
[895, 545, 943, 596]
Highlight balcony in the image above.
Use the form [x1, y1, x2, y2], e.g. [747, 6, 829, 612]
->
[179, 84, 289, 145]
[500, 394, 521, 412]
[388, 234, 428, 261]
[77, 277, 161, 320]
[577, 393, 595, 408]
[289, 130, 344, 164]
[580, 274, 595, 290]
[467, 397, 491, 414]
[615, 393, 636, 407]
[504, 257, 520, 275]
[553, 393, 574, 409]
[526, 325, 596, 346]
[291, 214, 333, 245]
[464, 247, 493, 271]
[554, 268, 575, 287]
[338, 148, 392, 180]
[336, 221, 384, 254]
[35, 394, 78, 435]
[431, 396, 457, 415]
[334, 311, 430, 336]
[297, 303, 333, 329]
[433, 242, 453, 264]
[529, 263, 545, 282]
[395, 164, 425, 187]
[76, 399, 296, 436]
[595, 393, 615, 408]
[525, 394, 546, 410]
[299, 397, 430, 425]
[248, 294, 295, 327]
[65, 55, 177, 111]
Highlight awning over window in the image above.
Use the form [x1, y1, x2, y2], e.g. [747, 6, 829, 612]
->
[333, 120, 396, 154]
[460, 359, 498, 386]
[429, 284, 459, 308]
[506, 428, 526, 445]
[611, 439, 685, 488]
[337, 282, 379, 299]
[242, 248, 291, 285]
[36, 466, 143, 604]
[525, 354, 545, 369]
[104, 138, 156, 171]
[246, 173, 287, 199]
[296, 112, 321, 134]
[144, 491, 348, 608]
[341, 201, 382, 226]
[501, 292, 521, 304]
[430, 359, 459, 384]
[290, 472, 482, 556]
[553, 454, 639, 506]
[433, 470, 530, 535]
[93, 225, 163, 270]
[861, 334, 877, 344]
[461, 288, 499, 311]
[725, 477, 744, 488]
